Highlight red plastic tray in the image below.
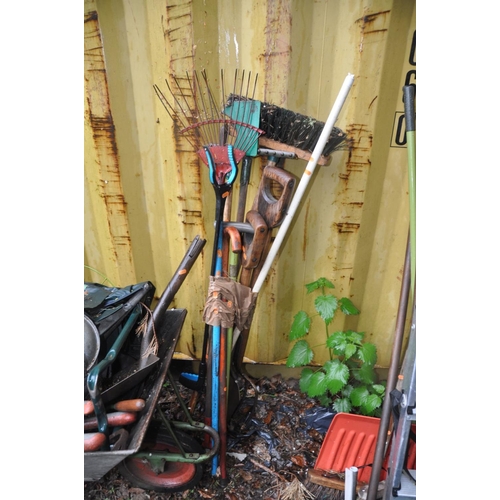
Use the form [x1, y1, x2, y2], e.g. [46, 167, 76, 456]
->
[314, 413, 416, 485]
[314, 413, 383, 484]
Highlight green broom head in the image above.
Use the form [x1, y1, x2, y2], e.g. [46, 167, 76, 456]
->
[223, 97, 261, 157]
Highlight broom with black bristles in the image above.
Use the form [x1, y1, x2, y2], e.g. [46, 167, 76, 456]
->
[225, 92, 349, 161]
[224, 78, 352, 385]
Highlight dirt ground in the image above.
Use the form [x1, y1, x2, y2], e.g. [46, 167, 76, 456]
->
[84, 369, 343, 500]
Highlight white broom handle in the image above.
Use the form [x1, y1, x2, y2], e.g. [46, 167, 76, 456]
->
[252, 73, 355, 294]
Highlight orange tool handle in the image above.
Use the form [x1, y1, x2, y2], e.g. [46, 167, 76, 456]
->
[84, 411, 138, 431]
[84, 432, 106, 452]
[83, 398, 145, 416]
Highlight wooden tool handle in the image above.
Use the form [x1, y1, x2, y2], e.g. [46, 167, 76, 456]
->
[84, 411, 138, 431]
[251, 165, 296, 229]
[241, 210, 268, 270]
[84, 432, 106, 452]
[84, 398, 145, 416]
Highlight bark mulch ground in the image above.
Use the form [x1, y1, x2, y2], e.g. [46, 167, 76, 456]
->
[84, 369, 341, 500]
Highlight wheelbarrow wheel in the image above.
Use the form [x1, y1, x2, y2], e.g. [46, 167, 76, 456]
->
[118, 426, 204, 493]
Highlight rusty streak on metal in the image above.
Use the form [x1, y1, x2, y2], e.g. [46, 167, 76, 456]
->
[364, 29, 388, 35]
[262, 50, 291, 58]
[88, 111, 119, 157]
[181, 209, 202, 217]
[333, 222, 360, 234]
[263, 0, 292, 104]
[340, 124, 372, 177]
[85, 7, 134, 269]
[356, 10, 391, 25]
[84, 11, 97, 23]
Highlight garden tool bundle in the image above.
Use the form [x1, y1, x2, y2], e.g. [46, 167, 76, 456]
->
[155, 69, 264, 479]
[228, 74, 355, 376]
[154, 70, 354, 481]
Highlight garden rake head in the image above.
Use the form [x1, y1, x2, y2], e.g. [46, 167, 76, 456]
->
[154, 69, 264, 187]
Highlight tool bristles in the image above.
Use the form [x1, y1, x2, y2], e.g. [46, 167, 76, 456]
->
[227, 95, 348, 157]
[260, 103, 347, 156]
[154, 69, 263, 157]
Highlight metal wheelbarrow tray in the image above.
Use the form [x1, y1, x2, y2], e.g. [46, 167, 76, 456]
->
[84, 307, 188, 481]
[85, 236, 219, 493]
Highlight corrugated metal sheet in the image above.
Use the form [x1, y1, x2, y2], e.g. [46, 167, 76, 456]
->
[84, 0, 416, 368]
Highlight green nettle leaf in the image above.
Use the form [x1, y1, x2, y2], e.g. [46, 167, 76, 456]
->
[339, 297, 360, 315]
[287, 277, 386, 417]
[361, 394, 382, 415]
[372, 384, 386, 396]
[327, 378, 347, 395]
[347, 360, 365, 382]
[324, 359, 349, 394]
[286, 340, 314, 367]
[299, 368, 314, 393]
[345, 330, 364, 344]
[333, 397, 352, 413]
[358, 364, 377, 384]
[318, 393, 332, 407]
[350, 386, 369, 406]
[305, 279, 322, 293]
[326, 331, 347, 355]
[344, 343, 357, 360]
[307, 371, 328, 397]
[318, 277, 335, 289]
[341, 384, 354, 398]
[314, 295, 338, 325]
[289, 311, 311, 341]
[359, 343, 377, 365]
[306, 277, 335, 293]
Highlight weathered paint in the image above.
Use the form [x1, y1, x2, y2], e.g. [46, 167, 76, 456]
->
[84, 0, 136, 286]
[84, 0, 416, 368]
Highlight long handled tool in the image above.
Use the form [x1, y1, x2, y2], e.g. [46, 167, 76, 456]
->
[155, 70, 264, 479]
[366, 84, 417, 500]
[233, 163, 297, 372]
[252, 74, 354, 292]
[139, 235, 206, 370]
[230, 74, 355, 377]
[403, 85, 416, 298]
[154, 70, 262, 396]
[364, 237, 411, 500]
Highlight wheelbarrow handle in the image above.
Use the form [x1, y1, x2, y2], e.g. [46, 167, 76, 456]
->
[84, 398, 146, 416]
[84, 432, 106, 452]
[84, 411, 138, 432]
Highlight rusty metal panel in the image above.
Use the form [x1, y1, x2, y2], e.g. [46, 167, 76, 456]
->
[84, 0, 416, 368]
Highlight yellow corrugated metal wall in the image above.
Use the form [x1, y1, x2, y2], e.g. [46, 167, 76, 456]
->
[84, 0, 416, 368]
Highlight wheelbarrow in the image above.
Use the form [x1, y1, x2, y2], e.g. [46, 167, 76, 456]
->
[84, 236, 220, 493]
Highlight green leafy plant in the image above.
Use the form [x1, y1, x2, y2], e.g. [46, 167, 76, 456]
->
[286, 277, 385, 416]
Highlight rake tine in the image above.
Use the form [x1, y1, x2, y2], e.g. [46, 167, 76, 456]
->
[162, 77, 200, 149]
[184, 71, 208, 145]
[192, 70, 217, 146]
[154, 82, 198, 151]
[200, 69, 225, 146]
[173, 73, 209, 147]
[203, 69, 224, 145]
[153, 84, 177, 122]
[219, 69, 230, 146]
[233, 70, 248, 151]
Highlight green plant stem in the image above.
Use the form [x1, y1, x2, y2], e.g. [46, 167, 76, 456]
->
[325, 322, 333, 360]
[321, 285, 334, 360]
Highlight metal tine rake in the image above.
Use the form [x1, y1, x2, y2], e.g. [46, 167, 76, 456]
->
[154, 69, 264, 479]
